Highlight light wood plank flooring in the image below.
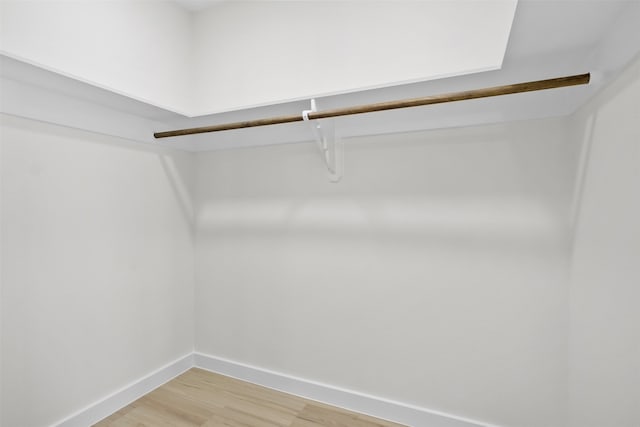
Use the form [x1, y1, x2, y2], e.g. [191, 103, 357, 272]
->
[95, 368, 408, 427]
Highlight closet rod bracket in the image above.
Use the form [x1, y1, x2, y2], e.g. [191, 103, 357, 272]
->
[302, 99, 343, 183]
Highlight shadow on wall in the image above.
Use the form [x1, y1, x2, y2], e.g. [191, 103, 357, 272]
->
[567, 51, 640, 427]
[158, 152, 195, 230]
[569, 111, 597, 238]
[197, 195, 566, 252]
[567, 52, 640, 245]
[195, 118, 576, 252]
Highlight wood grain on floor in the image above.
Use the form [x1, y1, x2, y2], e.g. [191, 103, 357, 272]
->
[94, 368, 407, 427]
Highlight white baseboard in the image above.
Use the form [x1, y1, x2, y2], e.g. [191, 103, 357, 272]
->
[49, 352, 501, 427]
[194, 352, 499, 427]
[52, 353, 193, 427]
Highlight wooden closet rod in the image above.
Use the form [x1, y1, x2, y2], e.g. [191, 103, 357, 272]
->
[154, 73, 590, 139]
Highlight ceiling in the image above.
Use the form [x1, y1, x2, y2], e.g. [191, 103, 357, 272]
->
[506, 0, 628, 58]
[1, 0, 639, 152]
[0, 0, 518, 115]
[162, 0, 639, 150]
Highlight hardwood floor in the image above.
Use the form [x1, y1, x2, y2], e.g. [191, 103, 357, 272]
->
[95, 368, 407, 427]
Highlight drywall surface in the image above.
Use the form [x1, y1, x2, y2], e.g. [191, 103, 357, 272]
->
[194, 118, 574, 427]
[189, 0, 517, 114]
[0, 115, 195, 427]
[0, 1, 193, 114]
[567, 56, 640, 427]
[0, 113, 3, 426]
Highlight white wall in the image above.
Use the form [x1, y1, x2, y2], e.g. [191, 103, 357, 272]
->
[0, 112, 4, 426]
[567, 55, 640, 427]
[192, 0, 516, 114]
[194, 117, 575, 427]
[0, 1, 193, 114]
[0, 114, 195, 427]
